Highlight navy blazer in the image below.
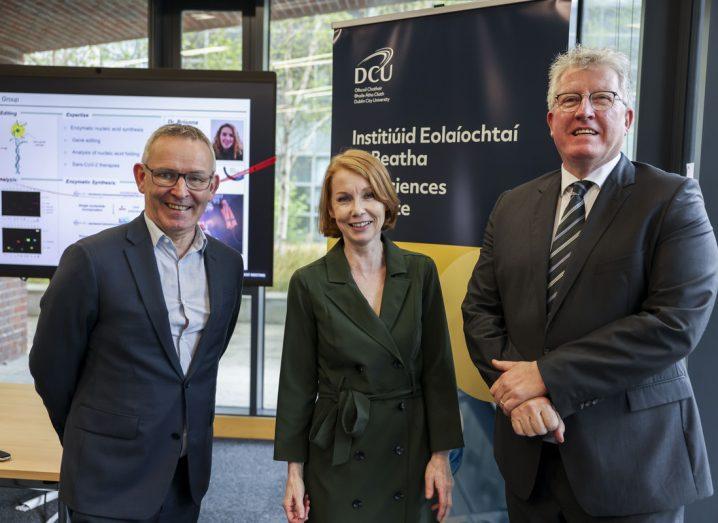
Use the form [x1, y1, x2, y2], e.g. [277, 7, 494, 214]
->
[463, 156, 718, 516]
[30, 214, 243, 519]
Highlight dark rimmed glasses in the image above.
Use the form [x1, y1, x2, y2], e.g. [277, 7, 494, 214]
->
[554, 91, 627, 112]
[142, 165, 214, 191]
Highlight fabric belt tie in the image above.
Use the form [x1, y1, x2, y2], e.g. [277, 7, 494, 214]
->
[310, 383, 422, 466]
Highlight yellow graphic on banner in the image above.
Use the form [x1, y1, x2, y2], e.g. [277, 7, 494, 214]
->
[395, 241, 491, 402]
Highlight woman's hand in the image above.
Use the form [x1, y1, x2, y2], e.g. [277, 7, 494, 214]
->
[283, 462, 310, 522]
[424, 451, 453, 521]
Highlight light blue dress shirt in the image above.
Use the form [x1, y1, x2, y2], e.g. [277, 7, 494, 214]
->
[144, 215, 211, 456]
[144, 215, 210, 376]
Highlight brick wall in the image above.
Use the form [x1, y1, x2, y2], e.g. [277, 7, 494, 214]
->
[0, 278, 27, 363]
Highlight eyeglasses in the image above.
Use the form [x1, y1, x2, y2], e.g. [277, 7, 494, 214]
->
[554, 91, 627, 112]
[142, 165, 213, 190]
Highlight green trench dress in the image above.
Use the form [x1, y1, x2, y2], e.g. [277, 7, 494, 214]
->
[274, 236, 464, 523]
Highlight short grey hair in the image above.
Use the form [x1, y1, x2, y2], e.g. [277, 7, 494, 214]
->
[547, 46, 632, 110]
[141, 124, 216, 172]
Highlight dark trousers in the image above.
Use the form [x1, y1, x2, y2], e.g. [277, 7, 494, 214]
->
[506, 443, 684, 523]
[66, 456, 200, 523]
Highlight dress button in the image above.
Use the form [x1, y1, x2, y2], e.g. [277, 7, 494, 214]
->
[352, 499, 363, 510]
[393, 445, 404, 456]
[354, 450, 366, 461]
[356, 364, 365, 374]
[398, 400, 406, 411]
[171, 432, 180, 440]
[392, 360, 404, 370]
[393, 491, 405, 501]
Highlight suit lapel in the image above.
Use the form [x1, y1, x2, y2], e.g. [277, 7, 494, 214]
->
[186, 243, 222, 380]
[124, 215, 184, 379]
[324, 239, 405, 364]
[530, 172, 561, 323]
[379, 237, 410, 332]
[547, 156, 635, 326]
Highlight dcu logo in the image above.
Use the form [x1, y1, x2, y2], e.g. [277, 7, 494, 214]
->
[355, 47, 394, 85]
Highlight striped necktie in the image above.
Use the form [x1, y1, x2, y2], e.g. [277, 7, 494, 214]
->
[547, 180, 593, 312]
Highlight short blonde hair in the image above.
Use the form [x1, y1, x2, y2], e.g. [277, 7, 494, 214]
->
[318, 149, 400, 238]
[142, 124, 216, 172]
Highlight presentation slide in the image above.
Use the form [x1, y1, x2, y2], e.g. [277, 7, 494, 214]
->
[0, 92, 251, 270]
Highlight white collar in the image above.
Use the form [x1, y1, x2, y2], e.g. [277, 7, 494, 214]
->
[560, 153, 621, 194]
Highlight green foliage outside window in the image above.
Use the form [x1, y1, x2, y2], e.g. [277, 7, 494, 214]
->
[25, 38, 148, 67]
[181, 26, 243, 70]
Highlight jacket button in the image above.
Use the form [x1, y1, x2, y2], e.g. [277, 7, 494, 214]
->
[184, 382, 190, 389]
[392, 360, 404, 370]
[352, 499, 363, 510]
[543, 347, 551, 355]
[393, 491, 405, 501]
[356, 364, 365, 374]
[393, 445, 404, 456]
[398, 400, 406, 411]
[171, 432, 180, 440]
[354, 450, 366, 461]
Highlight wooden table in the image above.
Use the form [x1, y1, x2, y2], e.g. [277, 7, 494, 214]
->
[0, 382, 61, 484]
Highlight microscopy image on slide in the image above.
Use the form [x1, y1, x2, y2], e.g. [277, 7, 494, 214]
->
[199, 194, 243, 254]
[1, 191, 41, 217]
[2, 228, 41, 254]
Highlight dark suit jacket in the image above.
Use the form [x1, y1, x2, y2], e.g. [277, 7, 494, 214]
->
[274, 236, 463, 523]
[29, 214, 243, 519]
[462, 155, 718, 516]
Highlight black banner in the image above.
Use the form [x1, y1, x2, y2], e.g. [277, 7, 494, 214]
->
[332, 0, 570, 246]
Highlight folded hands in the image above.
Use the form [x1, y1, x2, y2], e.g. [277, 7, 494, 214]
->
[490, 359, 565, 442]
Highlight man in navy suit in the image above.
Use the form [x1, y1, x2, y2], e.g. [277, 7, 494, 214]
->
[30, 124, 244, 522]
[463, 47, 718, 521]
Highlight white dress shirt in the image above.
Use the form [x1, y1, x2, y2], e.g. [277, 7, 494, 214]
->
[552, 154, 622, 237]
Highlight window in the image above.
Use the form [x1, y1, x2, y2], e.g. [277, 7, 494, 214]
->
[182, 11, 242, 70]
[580, 0, 643, 157]
[216, 297, 251, 410]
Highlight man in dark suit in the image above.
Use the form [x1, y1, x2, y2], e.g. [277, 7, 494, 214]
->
[30, 124, 244, 522]
[462, 46, 718, 522]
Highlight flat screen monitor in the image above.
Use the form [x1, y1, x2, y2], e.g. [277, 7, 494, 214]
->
[0, 65, 275, 285]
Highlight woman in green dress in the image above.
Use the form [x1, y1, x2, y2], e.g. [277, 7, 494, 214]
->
[274, 149, 464, 522]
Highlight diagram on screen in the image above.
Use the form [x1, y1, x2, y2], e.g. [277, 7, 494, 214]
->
[0, 90, 258, 277]
[10, 120, 27, 176]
